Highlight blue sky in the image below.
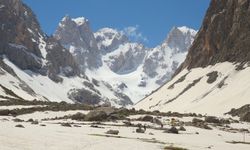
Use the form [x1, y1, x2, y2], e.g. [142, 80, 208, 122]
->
[23, 0, 210, 47]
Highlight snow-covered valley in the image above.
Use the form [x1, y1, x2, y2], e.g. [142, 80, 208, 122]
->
[1, 103, 250, 150]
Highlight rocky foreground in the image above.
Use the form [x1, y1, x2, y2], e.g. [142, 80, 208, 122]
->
[0, 100, 250, 150]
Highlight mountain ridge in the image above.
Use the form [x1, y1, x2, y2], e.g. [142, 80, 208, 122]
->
[54, 15, 197, 102]
[0, 0, 196, 106]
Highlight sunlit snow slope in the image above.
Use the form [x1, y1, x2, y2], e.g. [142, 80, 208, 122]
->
[135, 62, 250, 116]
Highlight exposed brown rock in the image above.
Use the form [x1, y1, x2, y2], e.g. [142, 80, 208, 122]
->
[175, 0, 250, 75]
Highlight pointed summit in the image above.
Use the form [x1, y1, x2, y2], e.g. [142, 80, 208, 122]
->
[54, 16, 101, 70]
[72, 17, 89, 26]
[165, 26, 197, 53]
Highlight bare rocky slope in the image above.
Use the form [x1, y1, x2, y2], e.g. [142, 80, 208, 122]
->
[176, 0, 250, 72]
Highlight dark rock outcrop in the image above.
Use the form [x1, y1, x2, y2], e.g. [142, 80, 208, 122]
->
[85, 110, 108, 121]
[106, 130, 119, 135]
[0, 0, 80, 79]
[227, 104, 250, 122]
[15, 124, 25, 128]
[176, 0, 250, 73]
[140, 115, 154, 122]
[165, 126, 179, 134]
[0, 0, 44, 70]
[68, 88, 102, 105]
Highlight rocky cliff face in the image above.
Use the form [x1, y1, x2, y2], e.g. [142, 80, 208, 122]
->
[95, 28, 129, 54]
[178, 0, 250, 72]
[142, 27, 197, 85]
[0, 0, 44, 71]
[54, 16, 102, 70]
[0, 0, 80, 79]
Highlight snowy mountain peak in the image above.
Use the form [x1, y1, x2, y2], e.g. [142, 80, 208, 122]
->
[95, 28, 128, 53]
[164, 26, 197, 53]
[177, 26, 197, 35]
[54, 16, 101, 70]
[59, 15, 89, 27]
[72, 17, 89, 26]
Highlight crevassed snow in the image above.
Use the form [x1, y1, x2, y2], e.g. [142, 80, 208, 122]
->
[135, 62, 250, 116]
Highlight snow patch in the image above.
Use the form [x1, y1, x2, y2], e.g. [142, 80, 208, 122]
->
[72, 17, 88, 26]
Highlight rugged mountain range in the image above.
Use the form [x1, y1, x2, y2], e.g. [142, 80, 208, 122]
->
[54, 16, 196, 102]
[0, 0, 196, 107]
[135, 0, 250, 116]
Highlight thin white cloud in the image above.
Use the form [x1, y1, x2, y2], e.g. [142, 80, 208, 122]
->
[121, 25, 148, 43]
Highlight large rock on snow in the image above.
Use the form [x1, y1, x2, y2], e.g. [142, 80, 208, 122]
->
[106, 130, 119, 135]
[85, 110, 108, 121]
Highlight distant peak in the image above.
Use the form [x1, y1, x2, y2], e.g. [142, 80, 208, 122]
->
[178, 26, 197, 35]
[72, 17, 88, 26]
[60, 15, 89, 26]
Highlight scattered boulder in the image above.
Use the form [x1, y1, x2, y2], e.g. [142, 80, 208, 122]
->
[108, 114, 125, 120]
[141, 115, 154, 122]
[136, 128, 145, 133]
[0, 109, 10, 116]
[27, 118, 34, 122]
[191, 118, 212, 130]
[206, 71, 218, 84]
[40, 124, 46, 127]
[179, 126, 186, 131]
[106, 130, 119, 135]
[166, 126, 179, 134]
[113, 108, 131, 118]
[31, 120, 39, 125]
[123, 121, 132, 126]
[240, 112, 250, 122]
[13, 118, 24, 122]
[71, 112, 86, 121]
[73, 124, 81, 127]
[90, 125, 104, 128]
[85, 110, 108, 121]
[205, 116, 220, 124]
[95, 107, 116, 115]
[152, 118, 163, 126]
[220, 118, 230, 124]
[15, 124, 25, 128]
[61, 123, 72, 127]
[192, 118, 204, 124]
